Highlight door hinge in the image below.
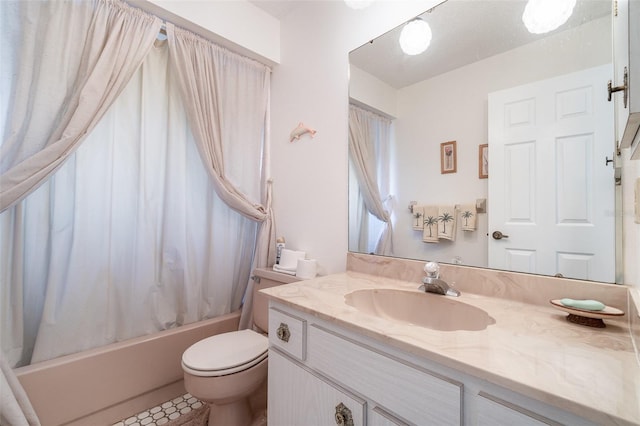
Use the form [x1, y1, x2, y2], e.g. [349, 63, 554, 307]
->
[607, 67, 628, 108]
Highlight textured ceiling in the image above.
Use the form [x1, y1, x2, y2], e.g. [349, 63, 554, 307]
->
[248, 0, 612, 89]
[349, 0, 612, 88]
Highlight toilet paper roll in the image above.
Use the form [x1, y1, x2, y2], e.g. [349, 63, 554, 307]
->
[279, 249, 306, 270]
[296, 259, 317, 279]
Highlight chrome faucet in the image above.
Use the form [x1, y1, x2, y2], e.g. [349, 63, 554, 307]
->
[420, 262, 460, 297]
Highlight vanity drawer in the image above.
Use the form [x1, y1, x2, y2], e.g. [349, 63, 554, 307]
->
[307, 324, 463, 425]
[268, 307, 306, 361]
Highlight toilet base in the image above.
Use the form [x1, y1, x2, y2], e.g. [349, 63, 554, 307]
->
[184, 357, 268, 426]
[250, 408, 268, 426]
[208, 398, 252, 426]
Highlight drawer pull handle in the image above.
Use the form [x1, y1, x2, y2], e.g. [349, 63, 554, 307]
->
[276, 323, 290, 342]
[335, 402, 354, 426]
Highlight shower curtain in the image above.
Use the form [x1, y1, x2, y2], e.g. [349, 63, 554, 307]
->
[1, 0, 271, 368]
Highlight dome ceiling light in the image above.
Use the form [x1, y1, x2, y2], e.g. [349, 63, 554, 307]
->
[399, 18, 432, 56]
[522, 0, 577, 34]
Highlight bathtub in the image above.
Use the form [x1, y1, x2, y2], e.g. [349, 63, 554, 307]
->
[15, 311, 241, 426]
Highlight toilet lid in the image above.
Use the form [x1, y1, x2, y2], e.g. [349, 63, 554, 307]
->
[182, 329, 268, 377]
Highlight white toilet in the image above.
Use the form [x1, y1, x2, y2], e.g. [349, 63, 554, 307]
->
[181, 268, 300, 426]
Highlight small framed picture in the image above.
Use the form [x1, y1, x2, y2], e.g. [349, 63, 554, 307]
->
[479, 143, 488, 179]
[440, 141, 457, 174]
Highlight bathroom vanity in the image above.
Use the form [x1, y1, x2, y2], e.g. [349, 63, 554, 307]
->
[261, 255, 640, 426]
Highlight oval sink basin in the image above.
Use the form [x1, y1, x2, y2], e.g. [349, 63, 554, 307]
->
[344, 289, 495, 331]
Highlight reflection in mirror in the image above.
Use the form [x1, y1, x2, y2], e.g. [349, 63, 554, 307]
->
[348, 0, 618, 283]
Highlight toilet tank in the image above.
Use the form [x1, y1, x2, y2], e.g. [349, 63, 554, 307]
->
[251, 268, 302, 333]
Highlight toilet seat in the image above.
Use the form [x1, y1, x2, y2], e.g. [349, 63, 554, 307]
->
[182, 329, 268, 377]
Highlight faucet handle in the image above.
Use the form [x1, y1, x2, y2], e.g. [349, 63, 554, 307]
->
[424, 261, 440, 278]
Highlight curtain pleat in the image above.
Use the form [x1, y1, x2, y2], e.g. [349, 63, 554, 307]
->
[0, 0, 162, 212]
[348, 105, 393, 255]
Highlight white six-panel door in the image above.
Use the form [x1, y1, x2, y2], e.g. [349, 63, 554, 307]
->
[488, 64, 615, 282]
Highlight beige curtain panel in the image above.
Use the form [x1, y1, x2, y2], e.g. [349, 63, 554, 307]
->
[348, 105, 394, 255]
[166, 24, 275, 329]
[0, 353, 40, 426]
[0, 0, 162, 212]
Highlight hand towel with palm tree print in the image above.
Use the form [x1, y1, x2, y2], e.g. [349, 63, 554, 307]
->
[422, 205, 439, 243]
[459, 204, 477, 231]
[437, 205, 458, 241]
[412, 205, 425, 230]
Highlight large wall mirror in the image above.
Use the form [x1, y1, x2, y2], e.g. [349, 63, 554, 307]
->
[348, 0, 621, 283]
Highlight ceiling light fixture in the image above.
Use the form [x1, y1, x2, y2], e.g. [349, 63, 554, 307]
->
[344, 0, 373, 10]
[399, 18, 432, 56]
[522, 0, 576, 34]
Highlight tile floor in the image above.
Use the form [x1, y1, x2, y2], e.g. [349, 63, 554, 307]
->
[112, 393, 204, 426]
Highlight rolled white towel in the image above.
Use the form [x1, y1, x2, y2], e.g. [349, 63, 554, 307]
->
[274, 248, 306, 275]
[272, 265, 297, 275]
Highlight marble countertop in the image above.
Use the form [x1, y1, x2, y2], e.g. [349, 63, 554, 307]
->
[261, 271, 640, 426]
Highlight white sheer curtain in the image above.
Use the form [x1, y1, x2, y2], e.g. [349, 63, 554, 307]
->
[348, 104, 394, 255]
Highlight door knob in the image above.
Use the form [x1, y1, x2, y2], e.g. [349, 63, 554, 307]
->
[492, 231, 509, 240]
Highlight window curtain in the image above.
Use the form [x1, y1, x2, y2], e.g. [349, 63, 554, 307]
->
[0, 0, 162, 212]
[348, 104, 393, 255]
[166, 24, 275, 329]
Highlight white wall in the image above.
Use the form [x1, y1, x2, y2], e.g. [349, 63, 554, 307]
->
[392, 17, 611, 268]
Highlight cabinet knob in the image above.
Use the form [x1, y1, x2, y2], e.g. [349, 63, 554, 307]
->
[335, 402, 354, 426]
[276, 322, 290, 342]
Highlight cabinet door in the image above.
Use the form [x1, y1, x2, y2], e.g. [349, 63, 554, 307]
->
[268, 349, 365, 426]
[476, 392, 560, 426]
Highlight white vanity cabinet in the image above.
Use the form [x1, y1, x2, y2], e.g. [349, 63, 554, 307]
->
[614, 0, 640, 158]
[267, 302, 600, 426]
